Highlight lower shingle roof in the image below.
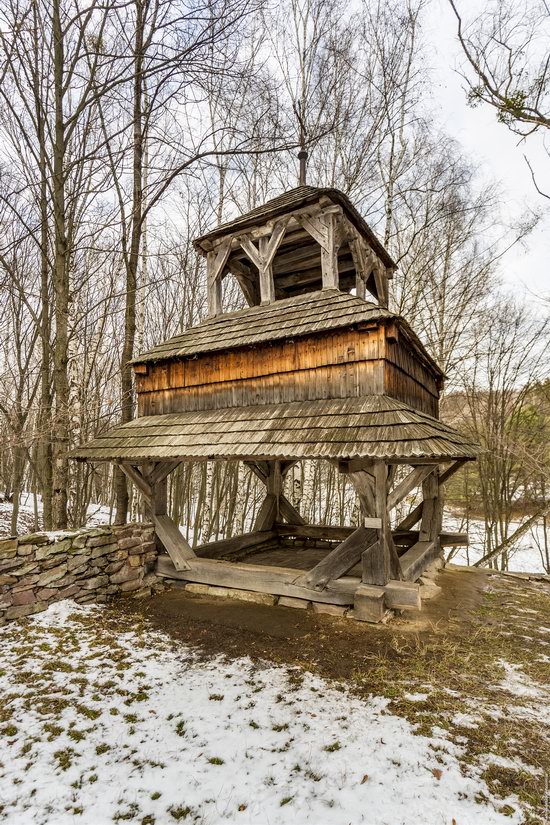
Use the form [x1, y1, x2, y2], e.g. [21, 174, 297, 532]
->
[71, 396, 477, 463]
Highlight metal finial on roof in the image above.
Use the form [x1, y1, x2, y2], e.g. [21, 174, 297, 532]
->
[298, 149, 308, 186]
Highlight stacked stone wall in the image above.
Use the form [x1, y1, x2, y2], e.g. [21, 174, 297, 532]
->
[0, 523, 160, 624]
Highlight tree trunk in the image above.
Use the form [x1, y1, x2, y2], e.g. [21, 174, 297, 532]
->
[115, 0, 145, 525]
[51, 0, 70, 530]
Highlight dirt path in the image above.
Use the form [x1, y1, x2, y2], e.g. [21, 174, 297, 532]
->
[115, 566, 496, 681]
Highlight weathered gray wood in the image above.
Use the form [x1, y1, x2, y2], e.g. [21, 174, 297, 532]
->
[393, 531, 468, 548]
[400, 540, 437, 581]
[119, 463, 152, 501]
[384, 580, 420, 610]
[439, 459, 467, 486]
[320, 212, 340, 290]
[440, 532, 468, 547]
[279, 496, 306, 526]
[157, 555, 360, 605]
[149, 460, 181, 485]
[206, 240, 230, 316]
[353, 584, 385, 622]
[387, 465, 436, 510]
[395, 501, 424, 532]
[253, 493, 278, 532]
[294, 526, 378, 589]
[348, 470, 376, 515]
[246, 460, 305, 526]
[195, 530, 277, 559]
[275, 523, 355, 541]
[152, 514, 195, 571]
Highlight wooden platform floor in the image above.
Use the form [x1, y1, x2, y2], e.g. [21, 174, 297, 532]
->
[242, 546, 362, 578]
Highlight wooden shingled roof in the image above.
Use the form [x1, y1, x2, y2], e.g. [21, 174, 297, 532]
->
[193, 186, 397, 269]
[71, 396, 477, 463]
[131, 291, 442, 379]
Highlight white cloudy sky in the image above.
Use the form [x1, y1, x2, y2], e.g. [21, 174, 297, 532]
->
[427, 0, 549, 299]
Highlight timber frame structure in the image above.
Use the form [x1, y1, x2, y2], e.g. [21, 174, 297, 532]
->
[73, 186, 477, 622]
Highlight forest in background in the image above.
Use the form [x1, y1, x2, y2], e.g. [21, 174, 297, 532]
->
[0, 0, 548, 571]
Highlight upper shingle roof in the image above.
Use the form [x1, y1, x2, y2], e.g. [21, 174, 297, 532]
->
[193, 186, 396, 270]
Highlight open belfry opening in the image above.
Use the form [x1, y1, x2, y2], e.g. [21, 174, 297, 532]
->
[73, 185, 477, 621]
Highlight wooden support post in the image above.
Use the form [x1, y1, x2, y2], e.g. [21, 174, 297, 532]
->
[348, 469, 376, 517]
[399, 467, 444, 582]
[355, 461, 402, 585]
[238, 219, 287, 305]
[206, 240, 231, 317]
[252, 460, 283, 531]
[119, 461, 194, 572]
[320, 212, 339, 290]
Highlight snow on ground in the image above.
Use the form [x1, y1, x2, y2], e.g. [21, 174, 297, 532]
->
[443, 514, 548, 574]
[0, 493, 112, 538]
[0, 601, 524, 825]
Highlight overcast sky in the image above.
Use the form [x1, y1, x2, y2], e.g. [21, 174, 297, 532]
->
[428, 0, 549, 300]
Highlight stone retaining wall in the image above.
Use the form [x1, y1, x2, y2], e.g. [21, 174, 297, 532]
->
[0, 523, 160, 624]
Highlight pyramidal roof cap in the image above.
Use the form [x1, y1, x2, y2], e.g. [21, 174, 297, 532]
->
[193, 186, 397, 271]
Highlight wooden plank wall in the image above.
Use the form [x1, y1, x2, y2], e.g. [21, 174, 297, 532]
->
[136, 324, 441, 417]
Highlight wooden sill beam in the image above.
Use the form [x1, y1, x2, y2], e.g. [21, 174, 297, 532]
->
[156, 556, 421, 613]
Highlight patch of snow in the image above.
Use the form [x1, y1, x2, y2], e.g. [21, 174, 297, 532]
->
[0, 602, 524, 825]
[451, 713, 480, 729]
[444, 514, 548, 575]
[403, 692, 429, 702]
[0, 492, 114, 538]
[497, 660, 546, 700]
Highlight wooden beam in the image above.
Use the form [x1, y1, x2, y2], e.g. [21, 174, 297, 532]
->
[296, 213, 329, 248]
[206, 240, 230, 316]
[439, 459, 468, 486]
[119, 463, 152, 501]
[195, 530, 277, 559]
[320, 212, 339, 290]
[275, 523, 355, 542]
[279, 497, 306, 526]
[246, 460, 305, 526]
[238, 220, 288, 305]
[253, 493, 278, 532]
[152, 514, 195, 571]
[149, 460, 181, 486]
[384, 580, 421, 610]
[395, 501, 423, 532]
[373, 262, 389, 308]
[226, 259, 260, 307]
[294, 526, 378, 590]
[400, 541, 437, 582]
[157, 555, 360, 606]
[387, 465, 436, 511]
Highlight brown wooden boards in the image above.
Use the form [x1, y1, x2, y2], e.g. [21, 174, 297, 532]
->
[194, 530, 277, 559]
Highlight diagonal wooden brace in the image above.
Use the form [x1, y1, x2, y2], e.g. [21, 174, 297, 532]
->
[246, 460, 305, 526]
[294, 526, 378, 590]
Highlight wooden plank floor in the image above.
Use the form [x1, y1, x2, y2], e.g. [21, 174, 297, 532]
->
[243, 547, 362, 578]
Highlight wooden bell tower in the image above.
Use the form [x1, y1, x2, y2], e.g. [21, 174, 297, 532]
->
[74, 185, 477, 622]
